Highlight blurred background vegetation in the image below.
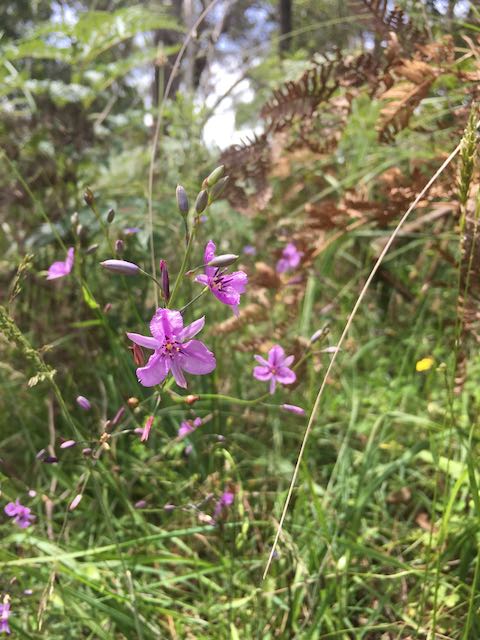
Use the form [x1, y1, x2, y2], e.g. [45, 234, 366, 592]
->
[2, 1, 480, 638]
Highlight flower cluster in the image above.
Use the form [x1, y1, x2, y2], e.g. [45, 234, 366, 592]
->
[4, 500, 35, 529]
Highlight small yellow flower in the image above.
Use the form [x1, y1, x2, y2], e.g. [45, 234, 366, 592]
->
[416, 357, 434, 372]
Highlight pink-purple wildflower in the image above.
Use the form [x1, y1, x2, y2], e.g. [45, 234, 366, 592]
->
[195, 240, 247, 316]
[127, 309, 216, 388]
[178, 417, 202, 439]
[213, 490, 234, 520]
[276, 243, 303, 273]
[0, 600, 11, 635]
[253, 345, 296, 394]
[243, 244, 256, 256]
[4, 500, 35, 529]
[46, 247, 74, 280]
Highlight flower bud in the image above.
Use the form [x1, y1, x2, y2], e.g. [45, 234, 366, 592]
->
[310, 326, 329, 344]
[203, 165, 225, 189]
[115, 239, 124, 254]
[194, 189, 208, 214]
[69, 494, 82, 511]
[135, 500, 147, 509]
[130, 343, 145, 366]
[100, 259, 140, 275]
[86, 243, 99, 255]
[207, 254, 239, 268]
[76, 395, 91, 411]
[186, 394, 199, 405]
[282, 404, 305, 416]
[127, 397, 139, 409]
[208, 176, 229, 202]
[111, 406, 126, 427]
[82, 447, 92, 457]
[70, 212, 79, 226]
[159, 259, 170, 302]
[60, 440, 77, 449]
[84, 188, 95, 207]
[106, 208, 115, 223]
[176, 185, 189, 215]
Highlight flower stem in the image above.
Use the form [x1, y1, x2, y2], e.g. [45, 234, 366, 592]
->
[168, 220, 197, 309]
[179, 287, 208, 313]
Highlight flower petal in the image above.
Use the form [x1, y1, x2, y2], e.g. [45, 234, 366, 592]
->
[228, 271, 248, 293]
[150, 308, 183, 340]
[170, 358, 187, 388]
[269, 345, 285, 367]
[126, 333, 159, 350]
[283, 355, 294, 367]
[4, 502, 18, 517]
[254, 355, 270, 367]
[253, 365, 272, 381]
[180, 340, 216, 374]
[204, 240, 216, 277]
[195, 274, 209, 286]
[276, 367, 296, 385]
[179, 316, 205, 342]
[269, 377, 276, 394]
[136, 353, 169, 387]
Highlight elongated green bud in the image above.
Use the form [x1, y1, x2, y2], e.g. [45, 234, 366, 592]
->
[195, 189, 208, 214]
[202, 165, 225, 189]
[176, 185, 189, 215]
[208, 176, 229, 202]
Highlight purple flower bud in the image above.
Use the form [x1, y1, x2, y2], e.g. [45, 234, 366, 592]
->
[100, 259, 140, 275]
[176, 185, 189, 215]
[282, 404, 306, 416]
[206, 254, 239, 268]
[36, 449, 47, 460]
[115, 239, 124, 254]
[60, 440, 77, 449]
[111, 406, 126, 427]
[106, 208, 115, 223]
[160, 259, 170, 302]
[194, 189, 208, 214]
[310, 327, 329, 344]
[82, 447, 92, 457]
[76, 395, 91, 411]
[43, 456, 58, 464]
[134, 500, 147, 509]
[164, 503, 175, 511]
[69, 494, 82, 511]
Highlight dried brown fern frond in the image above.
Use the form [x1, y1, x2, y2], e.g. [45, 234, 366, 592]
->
[377, 77, 434, 142]
[349, 0, 427, 49]
[220, 133, 272, 214]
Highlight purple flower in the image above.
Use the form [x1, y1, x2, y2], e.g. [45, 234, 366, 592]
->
[253, 345, 296, 394]
[76, 395, 91, 411]
[0, 600, 11, 635]
[46, 247, 74, 280]
[195, 240, 247, 316]
[4, 499, 35, 529]
[213, 490, 234, 520]
[282, 404, 305, 415]
[178, 417, 202, 439]
[127, 309, 216, 388]
[124, 227, 141, 235]
[276, 243, 303, 274]
[243, 245, 256, 256]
